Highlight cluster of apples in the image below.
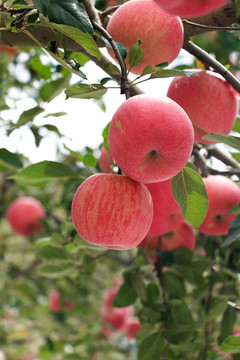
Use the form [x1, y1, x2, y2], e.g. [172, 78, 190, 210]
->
[7, 196, 46, 237]
[101, 281, 140, 340]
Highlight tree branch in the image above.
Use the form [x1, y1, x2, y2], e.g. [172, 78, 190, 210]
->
[92, 20, 130, 99]
[183, 40, 240, 93]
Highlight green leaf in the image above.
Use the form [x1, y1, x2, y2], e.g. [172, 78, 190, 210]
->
[34, 0, 93, 34]
[219, 307, 237, 344]
[113, 271, 138, 307]
[11, 0, 31, 8]
[12, 106, 44, 129]
[128, 39, 144, 71]
[43, 124, 63, 137]
[49, 23, 101, 60]
[203, 134, 240, 150]
[82, 153, 97, 167]
[30, 57, 52, 79]
[104, 63, 120, 76]
[221, 336, 240, 354]
[138, 332, 165, 360]
[169, 301, 195, 344]
[0, 148, 23, 169]
[116, 42, 127, 59]
[232, 118, 240, 133]
[229, 203, 240, 215]
[231, 152, 240, 162]
[37, 245, 69, 261]
[9, 160, 81, 184]
[44, 112, 67, 118]
[37, 263, 75, 278]
[162, 271, 186, 298]
[138, 65, 198, 79]
[171, 166, 209, 229]
[65, 83, 107, 99]
[102, 121, 111, 151]
[39, 75, 70, 102]
[132, 271, 147, 301]
[207, 297, 228, 322]
[222, 214, 240, 248]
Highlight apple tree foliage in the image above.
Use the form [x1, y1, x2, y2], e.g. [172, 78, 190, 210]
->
[1, 0, 240, 359]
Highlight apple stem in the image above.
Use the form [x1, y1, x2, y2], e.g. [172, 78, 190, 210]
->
[183, 41, 240, 94]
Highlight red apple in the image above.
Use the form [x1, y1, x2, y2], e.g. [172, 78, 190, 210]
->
[145, 180, 184, 236]
[199, 175, 240, 236]
[167, 70, 239, 144]
[153, 0, 228, 18]
[139, 221, 195, 252]
[71, 173, 153, 250]
[125, 317, 141, 339]
[7, 196, 45, 236]
[0, 45, 18, 57]
[108, 95, 194, 183]
[106, 0, 183, 75]
[49, 291, 60, 312]
[99, 146, 114, 173]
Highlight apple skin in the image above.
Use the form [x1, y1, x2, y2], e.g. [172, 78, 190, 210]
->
[167, 70, 239, 144]
[99, 146, 114, 173]
[139, 221, 195, 252]
[71, 173, 153, 250]
[199, 175, 240, 236]
[7, 197, 45, 236]
[145, 180, 184, 236]
[153, 0, 228, 18]
[108, 95, 194, 184]
[106, 0, 183, 75]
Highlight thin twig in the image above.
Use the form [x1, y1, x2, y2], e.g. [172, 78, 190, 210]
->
[92, 20, 130, 99]
[183, 41, 240, 94]
[182, 19, 240, 32]
[207, 147, 240, 169]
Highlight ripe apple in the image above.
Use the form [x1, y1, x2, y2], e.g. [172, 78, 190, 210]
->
[106, 0, 183, 75]
[153, 0, 228, 18]
[99, 146, 114, 173]
[7, 196, 45, 236]
[145, 179, 184, 236]
[167, 70, 239, 144]
[139, 221, 195, 252]
[71, 173, 153, 250]
[199, 175, 240, 236]
[108, 95, 194, 183]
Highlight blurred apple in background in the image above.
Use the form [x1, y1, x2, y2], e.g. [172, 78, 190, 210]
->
[7, 196, 45, 236]
[153, 0, 228, 18]
[199, 175, 240, 236]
